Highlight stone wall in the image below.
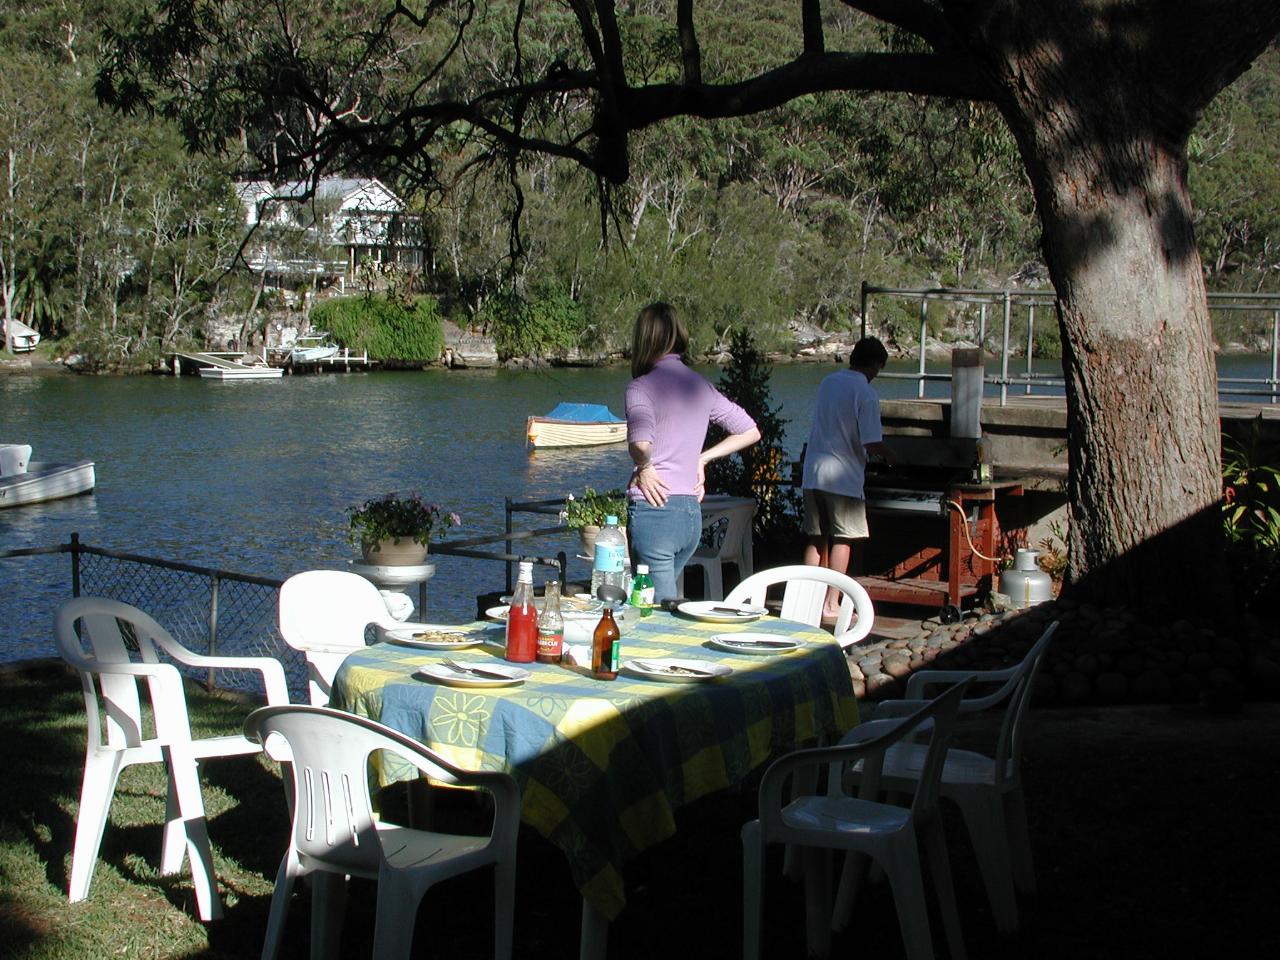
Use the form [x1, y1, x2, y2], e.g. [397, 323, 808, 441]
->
[851, 599, 1280, 709]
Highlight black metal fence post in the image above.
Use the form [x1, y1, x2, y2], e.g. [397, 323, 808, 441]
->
[70, 532, 82, 597]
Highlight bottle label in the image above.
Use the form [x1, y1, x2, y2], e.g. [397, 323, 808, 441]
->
[536, 626, 563, 660]
[609, 639, 620, 672]
[594, 542, 625, 573]
[630, 582, 655, 616]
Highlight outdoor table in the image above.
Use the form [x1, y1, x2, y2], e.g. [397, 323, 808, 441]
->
[329, 608, 858, 959]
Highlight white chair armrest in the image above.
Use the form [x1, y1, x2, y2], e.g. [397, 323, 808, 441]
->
[80, 658, 183, 683]
[868, 698, 929, 720]
[835, 716, 915, 745]
[904, 665, 1016, 699]
[165, 650, 291, 706]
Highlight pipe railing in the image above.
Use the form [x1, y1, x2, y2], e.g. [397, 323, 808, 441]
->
[860, 282, 1280, 404]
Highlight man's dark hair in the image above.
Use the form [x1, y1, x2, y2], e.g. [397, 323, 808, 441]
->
[849, 337, 888, 369]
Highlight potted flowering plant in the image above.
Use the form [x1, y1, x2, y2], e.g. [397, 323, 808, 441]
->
[348, 492, 460, 565]
[561, 487, 628, 558]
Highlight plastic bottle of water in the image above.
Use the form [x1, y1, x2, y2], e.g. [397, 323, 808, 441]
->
[590, 515, 629, 599]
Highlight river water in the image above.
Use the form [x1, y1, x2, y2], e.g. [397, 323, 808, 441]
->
[1, 354, 1272, 661]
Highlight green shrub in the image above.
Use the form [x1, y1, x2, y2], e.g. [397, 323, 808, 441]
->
[312, 294, 444, 362]
[704, 329, 804, 562]
[480, 283, 584, 360]
[1221, 415, 1280, 614]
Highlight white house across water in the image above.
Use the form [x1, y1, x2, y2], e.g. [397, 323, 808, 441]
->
[235, 177, 426, 285]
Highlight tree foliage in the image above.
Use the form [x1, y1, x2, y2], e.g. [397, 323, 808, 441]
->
[704, 329, 803, 561]
[312, 293, 444, 362]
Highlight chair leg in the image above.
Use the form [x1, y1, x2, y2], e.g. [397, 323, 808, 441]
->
[160, 763, 185, 875]
[164, 745, 223, 922]
[955, 794, 1018, 935]
[310, 870, 349, 960]
[371, 875, 422, 960]
[881, 837, 935, 960]
[920, 818, 966, 960]
[831, 851, 870, 933]
[1003, 787, 1037, 896]
[741, 821, 764, 960]
[494, 858, 516, 960]
[705, 562, 724, 602]
[802, 847, 832, 959]
[260, 854, 300, 960]
[68, 749, 126, 903]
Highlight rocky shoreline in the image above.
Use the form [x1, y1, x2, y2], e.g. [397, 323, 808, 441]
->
[850, 598, 1280, 709]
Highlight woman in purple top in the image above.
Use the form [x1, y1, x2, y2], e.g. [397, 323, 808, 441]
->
[625, 303, 761, 601]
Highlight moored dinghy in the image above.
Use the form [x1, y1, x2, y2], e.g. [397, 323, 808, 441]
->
[526, 402, 627, 448]
[0, 444, 95, 508]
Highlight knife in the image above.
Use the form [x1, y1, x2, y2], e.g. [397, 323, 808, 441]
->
[442, 658, 513, 680]
[710, 605, 767, 616]
[633, 660, 716, 678]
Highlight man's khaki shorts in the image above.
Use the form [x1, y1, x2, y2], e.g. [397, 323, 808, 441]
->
[802, 489, 869, 540]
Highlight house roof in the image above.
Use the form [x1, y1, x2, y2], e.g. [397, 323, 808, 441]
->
[235, 177, 404, 212]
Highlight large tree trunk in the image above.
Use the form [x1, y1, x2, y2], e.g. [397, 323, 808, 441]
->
[985, 9, 1230, 612]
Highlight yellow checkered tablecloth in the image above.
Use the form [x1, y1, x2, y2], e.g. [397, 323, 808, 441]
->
[330, 609, 858, 920]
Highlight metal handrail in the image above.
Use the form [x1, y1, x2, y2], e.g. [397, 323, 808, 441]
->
[859, 282, 1280, 405]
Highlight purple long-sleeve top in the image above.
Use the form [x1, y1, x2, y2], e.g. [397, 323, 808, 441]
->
[624, 354, 757, 498]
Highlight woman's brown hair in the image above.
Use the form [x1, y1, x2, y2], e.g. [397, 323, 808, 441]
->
[630, 302, 689, 378]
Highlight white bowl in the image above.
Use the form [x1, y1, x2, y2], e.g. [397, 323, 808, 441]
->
[562, 605, 636, 644]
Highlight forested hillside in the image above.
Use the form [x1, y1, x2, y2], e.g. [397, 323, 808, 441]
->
[2, 3, 1277, 367]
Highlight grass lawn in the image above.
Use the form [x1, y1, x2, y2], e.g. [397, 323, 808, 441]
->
[2, 663, 1278, 959]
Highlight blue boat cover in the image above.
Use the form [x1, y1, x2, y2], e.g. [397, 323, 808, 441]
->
[544, 402, 624, 423]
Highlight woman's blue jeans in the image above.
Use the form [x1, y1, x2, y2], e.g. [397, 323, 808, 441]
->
[628, 495, 702, 602]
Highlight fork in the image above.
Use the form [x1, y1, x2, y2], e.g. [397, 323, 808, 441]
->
[442, 658, 512, 680]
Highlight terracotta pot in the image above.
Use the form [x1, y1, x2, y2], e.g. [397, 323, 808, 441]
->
[362, 537, 429, 566]
[578, 525, 601, 559]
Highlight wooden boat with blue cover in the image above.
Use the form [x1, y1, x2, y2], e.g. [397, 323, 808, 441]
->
[526, 402, 627, 448]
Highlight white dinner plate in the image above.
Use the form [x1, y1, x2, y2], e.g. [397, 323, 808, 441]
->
[415, 662, 531, 688]
[676, 600, 768, 623]
[621, 658, 733, 683]
[384, 626, 484, 650]
[708, 633, 802, 655]
[487, 603, 607, 623]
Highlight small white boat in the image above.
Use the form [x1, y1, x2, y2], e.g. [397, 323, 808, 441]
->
[290, 334, 340, 363]
[0, 444, 95, 508]
[197, 354, 283, 380]
[526, 402, 627, 448]
[4, 319, 40, 353]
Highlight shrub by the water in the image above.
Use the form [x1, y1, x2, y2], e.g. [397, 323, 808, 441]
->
[312, 294, 444, 362]
[704, 329, 804, 562]
[479, 283, 585, 361]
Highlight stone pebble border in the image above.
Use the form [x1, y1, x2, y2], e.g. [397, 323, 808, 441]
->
[847, 597, 1280, 708]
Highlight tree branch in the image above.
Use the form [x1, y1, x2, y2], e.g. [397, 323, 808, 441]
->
[802, 0, 824, 55]
[618, 51, 985, 139]
[677, 0, 702, 84]
[841, 0, 952, 48]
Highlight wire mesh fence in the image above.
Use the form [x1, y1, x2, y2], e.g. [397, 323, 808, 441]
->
[1, 539, 308, 702]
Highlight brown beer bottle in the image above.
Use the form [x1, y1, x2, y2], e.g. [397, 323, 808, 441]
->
[591, 606, 620, 680]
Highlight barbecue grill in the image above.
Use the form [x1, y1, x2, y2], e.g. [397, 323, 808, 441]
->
[861, 435, 1024, 621]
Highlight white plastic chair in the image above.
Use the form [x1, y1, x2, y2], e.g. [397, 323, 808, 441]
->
[742, 679, 973, 960]
[55, 596, 291, 921]
[842, 620, 1060, 935]
[279, 570, 421, 706]
[677, 498, 755, 600]
[244, 704, 520, 960]
[725, 564, 875, 648]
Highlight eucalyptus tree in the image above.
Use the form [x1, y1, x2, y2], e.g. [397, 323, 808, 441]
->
[99, 1, 1280, 611]
[0, 56, 61, 355]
